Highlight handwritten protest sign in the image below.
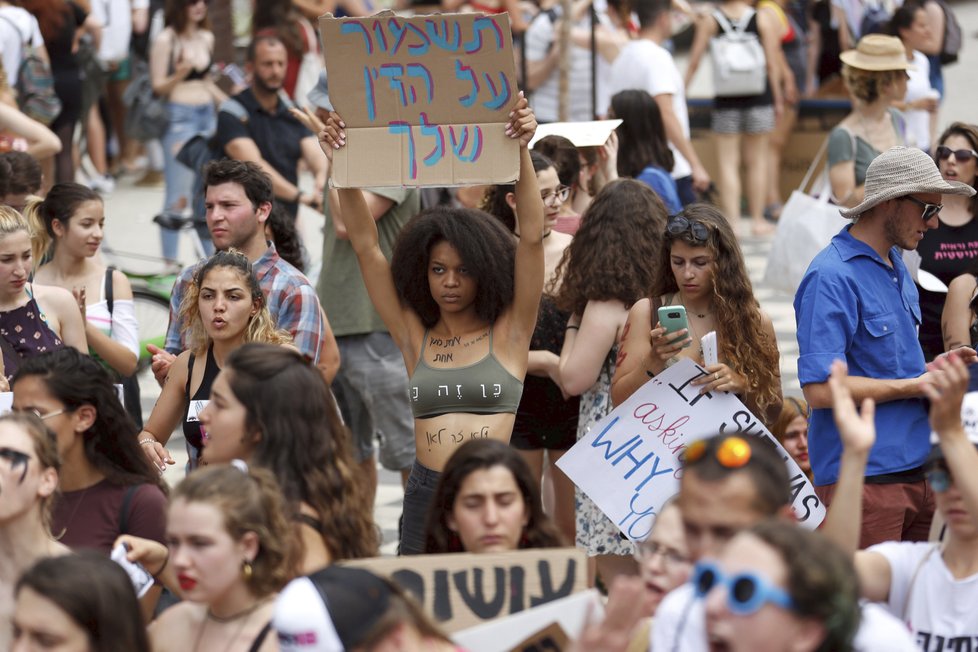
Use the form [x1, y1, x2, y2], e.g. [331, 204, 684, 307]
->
[320, 11, 520, 188]
[342, 548, 587, 633]
[557, 359, 825, 542]
[454, 590, 602, 652]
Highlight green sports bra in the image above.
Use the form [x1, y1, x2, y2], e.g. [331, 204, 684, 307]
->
[409, 328, 524, 419]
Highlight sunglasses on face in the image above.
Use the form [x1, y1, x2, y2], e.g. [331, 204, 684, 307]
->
[667, 215, 710, 243]
[936, 146, 978, 163]
[899, 195, 943, 221]
[693, 561, 796, 615]
[684, 436, 752, 469]
[926, 463, 952, 493]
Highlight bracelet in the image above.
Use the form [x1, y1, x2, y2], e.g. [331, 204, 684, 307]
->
[153, 552, 169, 583]
[139, 438, 157, 446]
[566, 325, 580, 331]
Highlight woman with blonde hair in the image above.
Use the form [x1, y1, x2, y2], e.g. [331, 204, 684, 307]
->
[0, 413, 69, 650]
[0, 205, 86, 384]
[828, 34, 910, 208]
[138, 250, 292, 471]
[612, 203, 782, 426]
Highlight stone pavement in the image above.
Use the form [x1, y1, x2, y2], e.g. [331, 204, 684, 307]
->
[103, 0, 978, 554]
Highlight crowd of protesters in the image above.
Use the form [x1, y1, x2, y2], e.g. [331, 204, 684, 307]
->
[0, 0, 976, 649]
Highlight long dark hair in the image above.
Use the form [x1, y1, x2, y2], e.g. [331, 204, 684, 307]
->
[424, 439, 564, 553]
[224, 344, 377, 561]
[612, 89, 675, 178]
[937, 121, 978, 217]
[24, 181, 101, 264]
[16, 553, 151, 652]
[12, 349, 165, 491]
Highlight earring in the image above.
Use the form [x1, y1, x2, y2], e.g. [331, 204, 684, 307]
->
[242, 560, 253, 581]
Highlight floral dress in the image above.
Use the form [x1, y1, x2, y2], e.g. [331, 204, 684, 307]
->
[574, 346, 634, 556]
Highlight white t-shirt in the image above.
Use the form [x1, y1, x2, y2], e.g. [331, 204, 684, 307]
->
[0, 7, 44, 81]
[525, 10, 610, 123]
[607, 39, 692, 180]
[870, 541, 978, 649]
[903, 50, 935, 151]
[91, 0, 149, 64]
[650, 582, 919, 652]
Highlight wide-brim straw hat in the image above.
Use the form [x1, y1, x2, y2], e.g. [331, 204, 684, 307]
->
[840, 34, 915, 71]
[839, 146, 976, 219]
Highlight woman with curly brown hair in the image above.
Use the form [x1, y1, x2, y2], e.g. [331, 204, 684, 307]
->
[198, 343, 377, 571]
[555, 178, 667, 584]
[319, 97, 543, 555]
[611, 203, 782, 426]
[138, 250, 292, 472]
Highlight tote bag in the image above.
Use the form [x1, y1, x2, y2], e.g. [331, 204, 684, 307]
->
[763, 138, 848, 295]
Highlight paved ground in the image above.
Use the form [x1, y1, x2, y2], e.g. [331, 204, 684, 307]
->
[104, 0, 978, 555]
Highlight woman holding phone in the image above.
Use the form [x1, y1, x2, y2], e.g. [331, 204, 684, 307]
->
[610, 204, 782, 426]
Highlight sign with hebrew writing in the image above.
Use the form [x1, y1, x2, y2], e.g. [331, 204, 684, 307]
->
[341, 548, 586, 633]
[557, 358, 825, 541]
[319, 11, 520, 187]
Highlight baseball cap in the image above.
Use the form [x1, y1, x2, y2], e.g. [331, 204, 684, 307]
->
[274, 566, 393, 651]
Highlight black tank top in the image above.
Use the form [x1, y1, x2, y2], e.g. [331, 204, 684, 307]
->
[183, 345, 220, 452]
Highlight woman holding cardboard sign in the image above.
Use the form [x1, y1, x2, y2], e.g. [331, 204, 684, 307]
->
[319, 94, 544, 555]
[610, 204, 782, 426]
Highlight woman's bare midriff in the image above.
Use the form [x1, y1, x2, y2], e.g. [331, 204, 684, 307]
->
[168, 79, 214, 106]
[414, 412, 516, 471]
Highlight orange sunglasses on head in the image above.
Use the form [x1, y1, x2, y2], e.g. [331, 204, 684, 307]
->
[684, 436, 752, 468]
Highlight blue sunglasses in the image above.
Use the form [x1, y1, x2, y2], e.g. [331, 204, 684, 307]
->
[693, 561, 795, 615]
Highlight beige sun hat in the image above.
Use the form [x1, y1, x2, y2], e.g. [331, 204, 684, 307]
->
[839, 147, 976, 219]
[839, 34, 915, 71]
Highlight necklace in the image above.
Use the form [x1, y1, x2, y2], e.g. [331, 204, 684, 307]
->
[679, 295, 712, 319]
[192, 597, 270, 652]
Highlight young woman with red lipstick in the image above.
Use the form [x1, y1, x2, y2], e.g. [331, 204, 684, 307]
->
[28, 183, 141, 420]
[612, 203, 783, 427]
[137, 251, 291, 471]
[122, 464, 292, 652]
[0, 206, 86, 384]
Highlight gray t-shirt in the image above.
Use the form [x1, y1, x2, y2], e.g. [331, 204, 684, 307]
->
[827, 108, 906, 187]
[317, 188, 420, 336]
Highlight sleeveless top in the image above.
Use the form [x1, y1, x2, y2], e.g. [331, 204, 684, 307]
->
[0, 287, 64, 381]
[409, 328, 524, 419]
[183, 345, 220, 453]
[713, 9, 774, 109]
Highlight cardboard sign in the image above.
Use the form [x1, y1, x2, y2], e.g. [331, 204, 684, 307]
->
[529, 120, 622, 148]
[342, 547, 587, 633]
[453, 589, 603, 652]
[557, 358, 825, 542]
[320, 11, 520, 188]
[510, 622, 571, 652]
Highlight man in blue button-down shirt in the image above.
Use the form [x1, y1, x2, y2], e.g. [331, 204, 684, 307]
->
[795, 146, 976, 547]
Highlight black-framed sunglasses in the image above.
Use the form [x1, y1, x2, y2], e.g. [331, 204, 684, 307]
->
[667, 215, 710, 243]
[899, 195, 943, 221]
[936, 146, 978, 163]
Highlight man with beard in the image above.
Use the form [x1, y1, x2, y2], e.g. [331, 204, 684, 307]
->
[214, 35, 327, 220]
[794, 146, 976, 547]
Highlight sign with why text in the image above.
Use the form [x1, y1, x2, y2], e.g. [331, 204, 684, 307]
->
[319, 11, 520, 187]
[556, 359, 824, 541]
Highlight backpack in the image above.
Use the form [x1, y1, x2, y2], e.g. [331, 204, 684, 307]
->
[934, 0, 962, 65]
[859, 0, 892, 36]
[0, 15, 62, 125]
[709, 8, 767, 97]
[122, 59, 169, 142]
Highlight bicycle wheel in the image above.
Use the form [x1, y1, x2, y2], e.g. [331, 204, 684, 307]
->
[132, 289, 172, 373]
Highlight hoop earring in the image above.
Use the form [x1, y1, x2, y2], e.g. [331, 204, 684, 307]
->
[242, 560, 253, 581]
